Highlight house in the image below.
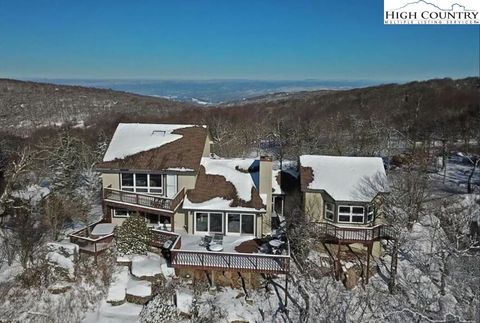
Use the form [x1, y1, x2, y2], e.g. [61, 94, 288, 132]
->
[93, 123, 289, 278]
[299, 155, 389, 225]
[182, 156, 273, 237]
[299, 155, 393, 282]
[95, 123, 212, 230]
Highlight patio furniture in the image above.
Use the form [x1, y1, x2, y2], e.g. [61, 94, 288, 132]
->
[269, 239, 284, 255]
[209, 243, 224, 252]
[199, 235, 212, 247]
[268, 239, 284, 248]
[212, 233, 223, 245]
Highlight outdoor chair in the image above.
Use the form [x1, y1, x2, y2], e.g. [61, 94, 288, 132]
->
[212, 233, 223, 245]
[199, 235, 212, 247]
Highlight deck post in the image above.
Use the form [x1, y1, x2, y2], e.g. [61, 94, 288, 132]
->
[284, 274, 289, 311]
[336, 242, 341, 280]
[366, 243, 372, 284]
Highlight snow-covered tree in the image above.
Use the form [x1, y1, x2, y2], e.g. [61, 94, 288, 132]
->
[116, 215, 152, 256]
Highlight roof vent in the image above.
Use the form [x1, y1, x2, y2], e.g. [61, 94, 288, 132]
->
[152, 130, 166, 136]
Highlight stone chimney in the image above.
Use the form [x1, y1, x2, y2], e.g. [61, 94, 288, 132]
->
[259, 155, 273, 235]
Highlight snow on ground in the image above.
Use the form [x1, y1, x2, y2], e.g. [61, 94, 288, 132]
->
[175, 288, 193, 315]
[131, 252, 164, 278]
[83, 300, 143, 323]
[201, 157, 258, 201]
[11, 184, 50, 203]
[103, 123, 198, 162]
[45, 242, 78, 279]
[106, 267, 129, 303]
[127, 279, 151, 298]
[196, 287, 282, 322]
[300, 155, 388, 201]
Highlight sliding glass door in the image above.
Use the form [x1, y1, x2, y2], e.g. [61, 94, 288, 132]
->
[227, 213, 255, 235]
[194, 212, 223, 234]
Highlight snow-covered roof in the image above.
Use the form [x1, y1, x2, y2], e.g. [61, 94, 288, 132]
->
[103, 123, 202, 162]
[184, 157, 265, 212]
[299, 155, 388, 202]
[183, 196, 265, 213]
[202, 157, 258, 201]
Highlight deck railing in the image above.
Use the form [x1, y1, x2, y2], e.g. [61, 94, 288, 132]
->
[170, 240, 290, 274]
[150, 228, 180, 248]
[103, 188, 185, 213]
[69, 220, 114, 254]
[317, 223, 394, 242]
[149, 228, 289, 274]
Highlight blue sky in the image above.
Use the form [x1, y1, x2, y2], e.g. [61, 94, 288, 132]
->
[0, 0, 478, 81]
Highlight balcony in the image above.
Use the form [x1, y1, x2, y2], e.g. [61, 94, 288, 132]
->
[317, 223, 394, 244]
[152, 229, 290, 274]
[103, 187, 185, 215]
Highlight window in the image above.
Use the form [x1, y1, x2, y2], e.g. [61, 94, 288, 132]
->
[227, 213, 255, 235]
[367, 205, 374, 222]
[195, 213, 209, 232]
[195, 212, 224, 234]
[113, 208, 135, 218]
[338, 205, 365, 223]
[121, 173, 163, 194]
[325, 203, 334, 221]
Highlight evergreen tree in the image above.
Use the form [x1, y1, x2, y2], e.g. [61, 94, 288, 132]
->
[116, 215, 152, 256]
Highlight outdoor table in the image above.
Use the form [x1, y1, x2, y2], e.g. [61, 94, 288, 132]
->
[209, 243, 224, 252]
[269, 239, 284, 248]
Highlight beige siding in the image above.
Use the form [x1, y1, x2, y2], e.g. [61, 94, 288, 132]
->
[178, 174, 196, 191]
[202, 132, 213, 157]
[259, 159, 273, 235]
[304, 192, 324, 221]
[102, 173, 119, 189]
[111, 216, 126, 226]
[256, 214, 263, 238]
[174, 210, 186, 230]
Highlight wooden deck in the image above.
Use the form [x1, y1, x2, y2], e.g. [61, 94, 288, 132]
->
[152, 229, 290, 274]
[103, 188, 185, 215]
[69, 220, 114, 255]
[316, 223, 394, 244]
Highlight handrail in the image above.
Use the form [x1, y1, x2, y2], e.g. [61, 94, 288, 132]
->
[105, 187, 175, 200]
[70, 232, 114, 242]
[103, 187, 185, 212]
[69, 218, 105, 237]
[317, 222, 394, 242]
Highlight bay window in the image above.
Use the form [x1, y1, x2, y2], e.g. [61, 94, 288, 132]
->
[367, 205, 374, 223]
[338, 205, 365, 223]
[325, 203, 334, 221]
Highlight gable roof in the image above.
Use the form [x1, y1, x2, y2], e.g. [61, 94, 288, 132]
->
[183, 157, 265, 212]
[96, 123, 208, 172]
[299, 155, 388, 202]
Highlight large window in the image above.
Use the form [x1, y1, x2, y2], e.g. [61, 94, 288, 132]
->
[113, 208, 136, 218]
[325, 203, 334, 221]
[195, 212, 224, 234]
[121, 173, 163, 195]
[338, 205, 364, 223]
[227, 213, 255, 235]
